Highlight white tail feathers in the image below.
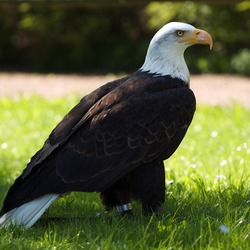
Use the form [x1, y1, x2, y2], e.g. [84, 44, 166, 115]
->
[0, 194, 58, 229]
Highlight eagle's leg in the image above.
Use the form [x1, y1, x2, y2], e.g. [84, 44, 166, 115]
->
[100, 178, 132, 214]
[128, 161, 166, 215]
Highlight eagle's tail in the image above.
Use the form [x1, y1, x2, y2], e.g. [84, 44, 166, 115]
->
[0, 194, 58, 229]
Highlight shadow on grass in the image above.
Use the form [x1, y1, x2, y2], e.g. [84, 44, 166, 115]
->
[1, 180, 249, 249]
[35, 178, 250, 230]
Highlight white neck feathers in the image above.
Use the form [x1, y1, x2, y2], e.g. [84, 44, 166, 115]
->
[140, 43, 190, 84]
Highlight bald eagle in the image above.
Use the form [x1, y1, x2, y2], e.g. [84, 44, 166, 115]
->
[0, 22, 212, 229]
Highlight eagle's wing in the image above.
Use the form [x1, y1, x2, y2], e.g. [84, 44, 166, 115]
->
[54, 82, 196, 191]
[0, 76, 195, 215]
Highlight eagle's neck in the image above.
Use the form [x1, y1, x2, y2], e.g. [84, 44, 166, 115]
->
[140, 44, 190, 84]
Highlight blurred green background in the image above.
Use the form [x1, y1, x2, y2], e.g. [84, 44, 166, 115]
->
[0, 1, 249, 75]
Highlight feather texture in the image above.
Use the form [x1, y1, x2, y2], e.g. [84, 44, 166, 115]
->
[0, 194, 58, 229]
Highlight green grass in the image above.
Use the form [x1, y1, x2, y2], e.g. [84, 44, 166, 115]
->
[0, 95, 249, 249]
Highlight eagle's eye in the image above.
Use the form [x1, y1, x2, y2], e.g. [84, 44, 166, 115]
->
[176, 30, 184, 37]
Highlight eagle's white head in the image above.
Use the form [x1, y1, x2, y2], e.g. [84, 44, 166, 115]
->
[140, 22, 213, 84]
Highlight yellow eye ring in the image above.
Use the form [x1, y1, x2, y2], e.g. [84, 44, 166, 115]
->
[176, 30, 184, 37]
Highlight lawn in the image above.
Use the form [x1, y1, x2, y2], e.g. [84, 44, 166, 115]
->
[0, 95, 249, 249]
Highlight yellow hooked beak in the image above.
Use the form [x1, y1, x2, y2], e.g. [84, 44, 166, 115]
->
[178, 29, 213, 50]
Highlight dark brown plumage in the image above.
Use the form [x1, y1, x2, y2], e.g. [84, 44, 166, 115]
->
[0, 72, 195, 215]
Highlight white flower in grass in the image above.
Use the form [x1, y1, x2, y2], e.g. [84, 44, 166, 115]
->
[211, 131, 218, 138]
[220, 160, 227, 167]
[219, 224, 230, 234]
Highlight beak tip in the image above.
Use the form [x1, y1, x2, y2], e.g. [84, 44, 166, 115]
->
[197, 29, 213, 50]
